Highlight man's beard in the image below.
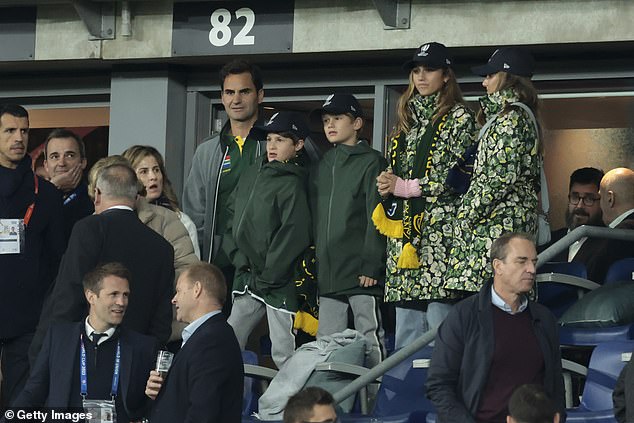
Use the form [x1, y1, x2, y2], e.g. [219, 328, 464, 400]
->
[566, 208, 602, 229]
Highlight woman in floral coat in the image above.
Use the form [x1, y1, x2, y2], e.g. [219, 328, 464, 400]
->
[374, 42, 476, 348]
[444, 47, 541, 293]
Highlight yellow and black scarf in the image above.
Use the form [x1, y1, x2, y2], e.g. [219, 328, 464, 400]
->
[373, 110, 448, 268]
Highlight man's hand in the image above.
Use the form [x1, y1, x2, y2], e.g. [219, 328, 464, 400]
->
[49, 164, 83, 193]
[145, 370, 164, 400]
[359, 275, 378, 287]
[377, 170, 397, 197]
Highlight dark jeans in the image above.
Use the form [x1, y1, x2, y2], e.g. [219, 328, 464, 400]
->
[1, 333, 33, 407]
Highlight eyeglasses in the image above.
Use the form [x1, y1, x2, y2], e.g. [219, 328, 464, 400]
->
[569, 193, 600, 206]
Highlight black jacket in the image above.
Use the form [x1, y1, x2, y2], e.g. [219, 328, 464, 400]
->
[14, 322, 156, 421]
[150, 313, 244, 423]
[426, 280, 565, 422]
[614, 355, 634, 423]
[573, 212, 634, 283]
[60, 182, 94, 246]
[31, 208, 174, 362]
[0, 156, 64, 338]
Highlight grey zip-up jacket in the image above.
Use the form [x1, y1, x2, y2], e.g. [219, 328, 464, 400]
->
[182, 122, 265, 262]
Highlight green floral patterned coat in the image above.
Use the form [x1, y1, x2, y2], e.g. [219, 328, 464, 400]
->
[384, 94, 476, 303]
[444, 88, 540, 292]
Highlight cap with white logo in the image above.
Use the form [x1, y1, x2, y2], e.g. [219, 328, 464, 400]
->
[311, 93, 363, 119]
[256, 111, 309, 139]
[403, 42, 453, 71]
[471, 47, 535, 78]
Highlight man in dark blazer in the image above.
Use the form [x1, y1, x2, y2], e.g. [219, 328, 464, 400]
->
[145, 262, 244, 423]
[574, 167, 634, 282]
[539, 167, 604, 262]
[30, 162, 174, 362]
[14, 263, 157, 421]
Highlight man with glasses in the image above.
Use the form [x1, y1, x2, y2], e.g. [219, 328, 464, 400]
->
[540, 167, 604, 261]
[283, 387, 338, 423]
[576, 167, 634, 282]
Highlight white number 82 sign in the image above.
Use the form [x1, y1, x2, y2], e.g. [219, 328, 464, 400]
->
[208, 7, 255, 47]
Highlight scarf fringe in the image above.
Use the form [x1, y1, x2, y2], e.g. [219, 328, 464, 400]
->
[294, 311, 318, 336]
[397, 242, 420, 269]
[372, 203, 404, 238]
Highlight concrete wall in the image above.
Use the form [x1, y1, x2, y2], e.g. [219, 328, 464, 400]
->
[293, 0, 634, 51]
[32, 0, 634, 60]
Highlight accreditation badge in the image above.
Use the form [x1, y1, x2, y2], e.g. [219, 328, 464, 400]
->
[83, 398, 117, 423]
[0, 219, 24, 254]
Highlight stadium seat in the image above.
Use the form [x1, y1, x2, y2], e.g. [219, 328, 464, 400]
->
[558, 281, 634, 347]
[242, 350, 260, 416]
[604, 258, 634, 285]
[339, 346, 435, 423]
[565, 340, 634, 422]
[536, 261, 596, 318]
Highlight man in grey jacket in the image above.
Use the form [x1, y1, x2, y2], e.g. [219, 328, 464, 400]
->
[182, 60, 266, 308]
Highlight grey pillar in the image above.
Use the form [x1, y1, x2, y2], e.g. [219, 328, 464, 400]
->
[109, 70, 187, 198]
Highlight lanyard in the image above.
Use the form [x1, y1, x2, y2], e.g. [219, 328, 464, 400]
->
[23, 174, 38, 227]
[80, 334, 121, 400]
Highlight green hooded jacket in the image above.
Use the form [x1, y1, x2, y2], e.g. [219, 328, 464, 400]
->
[224, 155, 311, 312]
[310, 141, 387, 297]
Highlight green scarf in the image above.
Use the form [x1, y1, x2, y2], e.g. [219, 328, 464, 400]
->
[372, 94, 448, 268]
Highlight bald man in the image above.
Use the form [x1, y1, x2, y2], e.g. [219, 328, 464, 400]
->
[574, 167, 634, 282]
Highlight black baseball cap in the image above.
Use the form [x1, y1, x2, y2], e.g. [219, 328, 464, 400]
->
[402, 42, 453, 71]
[256, 111, 309, 139]
[472, 47, 535, 77]
[311, 94, 363, 119]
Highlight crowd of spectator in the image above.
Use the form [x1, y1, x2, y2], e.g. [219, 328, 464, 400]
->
[1, 40, 633, 423]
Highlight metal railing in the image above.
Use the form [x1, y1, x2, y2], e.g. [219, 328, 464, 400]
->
[537, 225, 634, 266]
[333, 327, 437, 404]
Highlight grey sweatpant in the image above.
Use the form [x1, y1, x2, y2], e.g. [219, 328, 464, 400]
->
[316, 295, 385, 368]
[228, 293, 296, 369]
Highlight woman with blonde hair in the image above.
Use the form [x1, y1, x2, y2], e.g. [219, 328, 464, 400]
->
[374, 42, 476, 348]
[122, 145, 200, 258]
[444, 47, 542, 294]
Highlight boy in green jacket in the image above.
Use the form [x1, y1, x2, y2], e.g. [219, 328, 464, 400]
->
[310, 94, 387, 367]
[223, 112, 311, 369]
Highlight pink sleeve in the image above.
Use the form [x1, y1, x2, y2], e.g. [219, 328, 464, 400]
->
[394, 177, 422, 198]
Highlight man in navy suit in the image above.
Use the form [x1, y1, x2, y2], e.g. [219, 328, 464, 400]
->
[30, 162, 174, 362]
[145, 262, 244, 423]
[14, 262, 157, 421]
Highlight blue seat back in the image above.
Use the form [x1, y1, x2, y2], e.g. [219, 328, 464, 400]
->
[373, 346, 435, 418]
[580, 340, 634, 411]
[242, 350, 259, 416]
[604, 258, 634, 285]
[537, 262, 588, 318]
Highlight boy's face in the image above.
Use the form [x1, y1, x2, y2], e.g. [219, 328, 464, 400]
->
[266, 133, 303, 162]
[322, 113, 362, 146]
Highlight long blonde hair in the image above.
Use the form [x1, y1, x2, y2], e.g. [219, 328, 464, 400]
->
[391, 67, 465, 138]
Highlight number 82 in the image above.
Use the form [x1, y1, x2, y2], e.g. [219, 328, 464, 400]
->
[208, 7, 256, 47]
